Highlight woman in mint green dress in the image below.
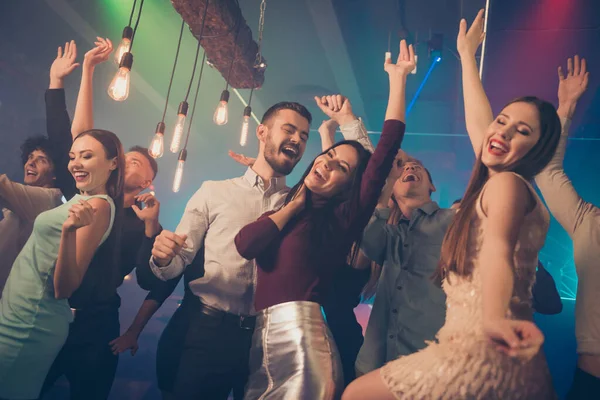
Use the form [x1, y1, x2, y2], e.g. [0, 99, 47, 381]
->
[0, 129, 125, 399]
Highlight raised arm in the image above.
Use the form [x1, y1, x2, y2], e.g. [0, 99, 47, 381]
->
[47, 40, 79, 200]
[54, 197, 112, 299]
[535, 56, 593, 236]
[71, 38, 113, 138]
[317, 119, 339, 151]
[315, 94, 375, 153]
[479, 173, 544, 359]
[457, 9, 494, 155]
[0, 174, 61, 221]
[150, 183, 210, 280]
[334, 40, 412, 227]
[375, 150, 405, 209]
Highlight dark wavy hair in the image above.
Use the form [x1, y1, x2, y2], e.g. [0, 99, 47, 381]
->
[20, 135, 60, 168]
[73, 129, 126, 292]
[284, 140, 372, 266]
[437, 96, 561, 280]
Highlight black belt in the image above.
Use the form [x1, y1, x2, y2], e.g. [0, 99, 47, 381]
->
[185, 297, 256, 330]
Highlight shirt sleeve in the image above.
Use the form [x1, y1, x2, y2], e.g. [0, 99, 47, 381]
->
[150, 183, 211, 281]
[234, 211, 279, 260]
[360, 208, 391, 266]
[0, 174, 60, 221]
[535, 118, 597, 237]
[335, 120, 405, 231]
[340, 118, 375, 153]
[45, 89, 77, 201]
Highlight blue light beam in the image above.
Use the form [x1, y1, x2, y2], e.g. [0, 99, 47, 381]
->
[406, 57, 441, 116]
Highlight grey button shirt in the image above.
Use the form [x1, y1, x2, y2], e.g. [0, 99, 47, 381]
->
[356, 202, 455, 374]
[150, 168, 289, 316]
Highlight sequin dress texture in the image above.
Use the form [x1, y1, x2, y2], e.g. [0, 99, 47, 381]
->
[381, 173, 556, 399]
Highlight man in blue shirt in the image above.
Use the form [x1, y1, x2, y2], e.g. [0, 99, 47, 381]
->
[356, 154, 453, 375]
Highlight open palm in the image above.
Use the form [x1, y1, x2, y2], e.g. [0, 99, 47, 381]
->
[384, 39, 416, 78]
[50, 40, 80, 81]
[558, 55, 589, 106]
[457, 9, 485, 57]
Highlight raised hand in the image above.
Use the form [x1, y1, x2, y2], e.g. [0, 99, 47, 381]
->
[384, 39, 416, 78]
[314, 95, 357, 126]
[132, 193, 160, 223]
[228, 150, 256, 167]
[557, 55, 589, 118]
[63, 199, 96, 231]
[152, 230, 188, 267]
[457, 9, 485, 57]
[84, 37, 114, 68]
[49, 40, 80, 88]
[484, 318, 544, 361]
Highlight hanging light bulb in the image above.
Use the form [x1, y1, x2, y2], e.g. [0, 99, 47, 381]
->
[240, 106, 252, 147]
[108, 52, 133, 101]
[213, 89, 230, 125]
[115, 26, 133, 65]
[149, 122, 165, 158]
[170, 101, 188, 153]
[172, 149, 187, 193]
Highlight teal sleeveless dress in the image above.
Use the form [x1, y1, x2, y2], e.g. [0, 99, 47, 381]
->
[0, 194, 115, 399]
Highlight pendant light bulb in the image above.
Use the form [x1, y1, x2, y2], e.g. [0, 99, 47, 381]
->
[172, 149, 187, 193]
[170, 102, 189, 153]
[108, 52, 133, 101]
[115, 26, 133, 65]
[240, 106, 252, 147]
[213, 90, 230, 125]
[149, 122, 165, 158]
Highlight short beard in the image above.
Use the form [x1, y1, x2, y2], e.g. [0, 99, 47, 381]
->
[264, 135, 296, 176]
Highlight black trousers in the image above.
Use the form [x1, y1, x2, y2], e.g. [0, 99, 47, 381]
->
[39, 306, 120, 400]
[567, 367, 600, 400]
[156, 299, 191, 394]
[166, 296, 254, 400]
[322, 266, 370, 387]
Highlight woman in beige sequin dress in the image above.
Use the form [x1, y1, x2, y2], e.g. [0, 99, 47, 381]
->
[344, 10, 562, 400]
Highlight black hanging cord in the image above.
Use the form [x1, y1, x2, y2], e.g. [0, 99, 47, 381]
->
[183, 52, 207, 150]
[129, 0, 145, 51]
[128, 0, 138, 26]
[248, 87, 254, 106]
[184, 0, 210, 101]
[161, 20, 186, 122]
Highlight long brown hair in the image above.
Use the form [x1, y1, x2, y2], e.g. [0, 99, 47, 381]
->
[437, 97, 561, 280]
[73, 129, 125, 290]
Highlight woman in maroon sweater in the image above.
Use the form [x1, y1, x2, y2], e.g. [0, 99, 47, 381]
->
[235, 40, 414, 400]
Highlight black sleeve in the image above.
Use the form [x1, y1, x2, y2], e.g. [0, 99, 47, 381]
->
[135, 229, 182, 305]
[45, 89, 76, 200]
[532, 262, 563, 315]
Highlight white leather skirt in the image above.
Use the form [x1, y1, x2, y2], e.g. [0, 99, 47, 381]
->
[244, 301, 343, 400]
